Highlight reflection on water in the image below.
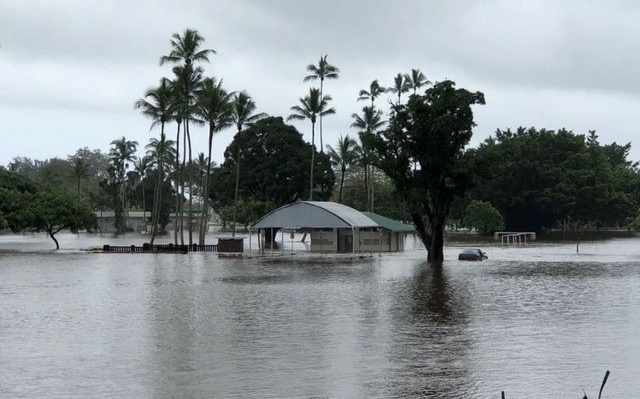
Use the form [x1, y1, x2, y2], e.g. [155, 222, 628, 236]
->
[1, 233, 640, 398]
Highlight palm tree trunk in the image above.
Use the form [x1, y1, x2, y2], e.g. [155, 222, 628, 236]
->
[180, 120, 187, 246]
[319, 79, 324, 153]
[187, 123, 193, 246]
[174, 122, 181, 245]
[150, 157, 162, 245]
[309, 122, 316, 201]
[339, 164, 345, 203]
[199, 125, 214, 245]
[363, 164, 369, 211]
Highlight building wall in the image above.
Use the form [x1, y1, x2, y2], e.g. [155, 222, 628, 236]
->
[310, 229, 338, 252]
[308, 228, 406, 253]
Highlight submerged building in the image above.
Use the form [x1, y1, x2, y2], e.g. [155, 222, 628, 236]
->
[251, 201, 414, 254]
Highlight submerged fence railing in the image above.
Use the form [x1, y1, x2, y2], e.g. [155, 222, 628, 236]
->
[101, 243, 218, 253]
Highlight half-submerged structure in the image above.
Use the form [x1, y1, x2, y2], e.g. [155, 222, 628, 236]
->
[251, 201, 413, 254]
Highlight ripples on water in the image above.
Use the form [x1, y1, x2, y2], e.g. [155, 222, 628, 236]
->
[1, 233, 640, 398]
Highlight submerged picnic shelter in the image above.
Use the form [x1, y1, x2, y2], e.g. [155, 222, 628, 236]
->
[250, 201, 414, 253]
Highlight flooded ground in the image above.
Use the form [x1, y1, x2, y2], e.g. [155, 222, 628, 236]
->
[1, 232, 639, 398]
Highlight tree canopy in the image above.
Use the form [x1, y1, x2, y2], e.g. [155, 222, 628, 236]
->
[0, 169, 96, 248]
[209, 116, 335, 220]
[368, 80, 485, 261]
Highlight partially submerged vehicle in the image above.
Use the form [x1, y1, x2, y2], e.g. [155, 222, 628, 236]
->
[458, 248, 487, 261]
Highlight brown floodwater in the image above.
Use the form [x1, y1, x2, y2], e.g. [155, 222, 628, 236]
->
[1, 232, 639, 398]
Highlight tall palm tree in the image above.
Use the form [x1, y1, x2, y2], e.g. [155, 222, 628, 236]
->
[194, 77, 234, 245]
[134, 78, 175, 241]
[303, 54, 339, 151]
[404, 68, 431, 95]
[357, 79, 386, 109]
[161, 28, 213, 245]
[145, 132, 176, 244]
[230, 91, 267, 238]
[351, 106, 386, 212]
[388, 73, 411, 105]
[325, 134, 360, 203]
[287, 87, 336, 201]
[109, 137, 138, 233]
[159, 28, 215, 68]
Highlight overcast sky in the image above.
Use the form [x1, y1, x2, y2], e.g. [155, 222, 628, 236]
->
[2, 0, 640, 168]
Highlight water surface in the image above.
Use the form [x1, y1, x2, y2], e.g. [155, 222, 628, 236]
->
[1, 233, 639, 398]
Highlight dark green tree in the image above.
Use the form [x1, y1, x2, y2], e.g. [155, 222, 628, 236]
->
[462, 200, 505, 234]
[368, 80, 485, 262]
[209, 117, 335, 218]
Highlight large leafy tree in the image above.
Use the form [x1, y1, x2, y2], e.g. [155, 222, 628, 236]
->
[210, 117, 335, 216]
[471, 127, 638, 231]
[368, 80, 485, 262]
[325, 134, 360, 203]
[195, 76, 234, 244]
[287, 88, 336, 200]
[303, 54, 340, 151]
[0, 169, 95, 249]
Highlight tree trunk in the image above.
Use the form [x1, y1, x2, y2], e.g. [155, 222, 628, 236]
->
[48, 230, 60, 250]
[174, 122, 181, 245]
[309, 122, 315, 201]
[232, 148, 240, 238]
[338, 164, 345, 203]
[187, 123, 193, 246]
[199, 125, 214, 245]
[319, 79, 324, 153]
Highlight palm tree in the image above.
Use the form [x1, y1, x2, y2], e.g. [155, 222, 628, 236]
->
[287, 87, 336, 200]
[231, 91, 267, 133]
[69, 155, 89, 203]
[134, 78, 175, 241]
[388, 73, 411, 105]
[325, 134, 360, 203]
[159, 28, 215, 67]
[303, 54, 339, 151]
[133, 156, 153, 232]
[145, 132, 176, 244]
[351, 106, 386, 212]
[404, 68, 431, 95]
[194, 77, 234, 245]
[109, 137, 138, 233]
[161, 28, 213, 245]
[230, 91, 267, 237]
[357, 79, 386, 109]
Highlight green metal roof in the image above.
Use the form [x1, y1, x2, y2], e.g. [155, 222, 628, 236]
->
[361, 212, 415, 233]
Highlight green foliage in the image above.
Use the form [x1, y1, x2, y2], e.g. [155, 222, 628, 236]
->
[219, 198, 276, 230]
[470, 128, 639, 231]
[210, 117, 335, 215]
[462, 200, 504, 234]
[0, 169, 96, 248]
[369, 80, 484, 261]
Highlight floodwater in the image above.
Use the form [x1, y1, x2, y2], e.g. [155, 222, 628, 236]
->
[1, 232, 639, 398]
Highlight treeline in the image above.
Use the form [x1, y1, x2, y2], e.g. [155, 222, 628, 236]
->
[2, 28, 640, 251]
[462, 128, 640, 232]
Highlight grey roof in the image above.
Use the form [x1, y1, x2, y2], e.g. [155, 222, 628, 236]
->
[251, 201, 379, 229]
